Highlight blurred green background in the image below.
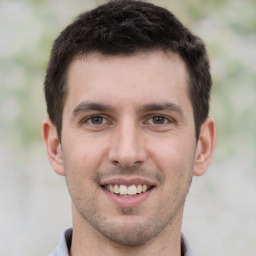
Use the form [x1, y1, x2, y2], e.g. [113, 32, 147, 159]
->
[0, 0, 255, 255]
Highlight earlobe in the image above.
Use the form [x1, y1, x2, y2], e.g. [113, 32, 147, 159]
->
[41, 118, 65, 176]
[194, 117, 216, 176]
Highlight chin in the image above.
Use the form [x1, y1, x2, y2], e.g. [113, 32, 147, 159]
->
[91, 214, 169, 247]
[102, 224, 159, 246]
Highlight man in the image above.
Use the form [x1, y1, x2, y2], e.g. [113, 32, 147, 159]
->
[42, 0, 216, 255]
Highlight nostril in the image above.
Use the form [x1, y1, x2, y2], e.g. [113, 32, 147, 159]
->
[112, 160, 119, 165]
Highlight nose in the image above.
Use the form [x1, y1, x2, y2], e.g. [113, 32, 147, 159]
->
[108, 120, 147, 168]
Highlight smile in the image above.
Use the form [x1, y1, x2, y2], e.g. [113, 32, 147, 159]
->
[104, 184, 152, 196]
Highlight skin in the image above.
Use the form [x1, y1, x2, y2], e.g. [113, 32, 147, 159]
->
[42, 50, 216, 256]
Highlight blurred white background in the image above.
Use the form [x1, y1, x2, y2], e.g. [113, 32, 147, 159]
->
[0, 0, 255, 255]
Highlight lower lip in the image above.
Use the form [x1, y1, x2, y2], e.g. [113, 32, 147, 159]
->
[102, 187, 154, 207]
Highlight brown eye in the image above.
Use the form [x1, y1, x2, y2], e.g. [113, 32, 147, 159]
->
[81, 115, 112, 130]
[151, 116, 167, 124]
[90, 116, 104, 125]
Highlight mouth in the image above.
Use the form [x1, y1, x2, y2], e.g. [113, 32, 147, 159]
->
[102, 184, 153, 196]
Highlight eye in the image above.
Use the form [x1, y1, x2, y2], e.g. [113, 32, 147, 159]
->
[82, 115, 109, 125]
[147, 115, 169, 125]
[90, 116, 105, 125]
[151, 116, 167, 124]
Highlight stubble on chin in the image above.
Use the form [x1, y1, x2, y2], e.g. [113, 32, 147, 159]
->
[120, 207, 135, 215]
[66, 164, 193, 247]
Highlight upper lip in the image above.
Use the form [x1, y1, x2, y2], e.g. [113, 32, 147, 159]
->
[100, 176, 157, 187]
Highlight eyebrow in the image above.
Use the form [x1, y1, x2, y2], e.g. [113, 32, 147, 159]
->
[72, 101, 114, 117]
[139, 103, 183, 115]
[72, 101, 183, 118]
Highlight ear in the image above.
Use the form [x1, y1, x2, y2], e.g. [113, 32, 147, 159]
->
[41, 118, 65, 176]
[193, 117, 216, 176]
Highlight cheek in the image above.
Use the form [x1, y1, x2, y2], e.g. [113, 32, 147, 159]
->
[62, 134, 110, 178]
[148, 135, 196, 179]
[63, 142, 106, 201]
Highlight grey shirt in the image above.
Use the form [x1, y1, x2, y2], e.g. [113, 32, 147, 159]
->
[48, 228, 195, 256]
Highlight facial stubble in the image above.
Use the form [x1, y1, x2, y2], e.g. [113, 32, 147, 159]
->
[65, 166, 193, 247]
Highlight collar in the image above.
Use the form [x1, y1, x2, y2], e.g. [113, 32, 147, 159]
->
[48, 228, 194, 256]
[181, 233, 195, 256]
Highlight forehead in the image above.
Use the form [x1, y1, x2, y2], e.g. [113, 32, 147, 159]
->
[65, 50, 191, 112]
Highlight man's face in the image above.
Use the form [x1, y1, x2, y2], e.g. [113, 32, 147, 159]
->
[59, 51, 199, 245]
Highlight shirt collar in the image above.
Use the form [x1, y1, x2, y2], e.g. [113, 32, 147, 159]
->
[181, 233, 195, 256]
[48, 229, 194, 256]
[48, 228, 72, 256]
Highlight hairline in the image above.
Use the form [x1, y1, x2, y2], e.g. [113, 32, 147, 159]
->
[57, 48, 197, 141]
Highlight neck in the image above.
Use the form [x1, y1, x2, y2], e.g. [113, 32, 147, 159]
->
[70, 205, 184, 256]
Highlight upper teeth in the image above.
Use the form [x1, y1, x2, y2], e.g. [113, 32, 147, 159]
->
[105, 184, 149, 196]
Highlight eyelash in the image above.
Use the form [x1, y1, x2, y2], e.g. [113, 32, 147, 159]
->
[146, 115, 171, 125]
[81, 115, 110, 126]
